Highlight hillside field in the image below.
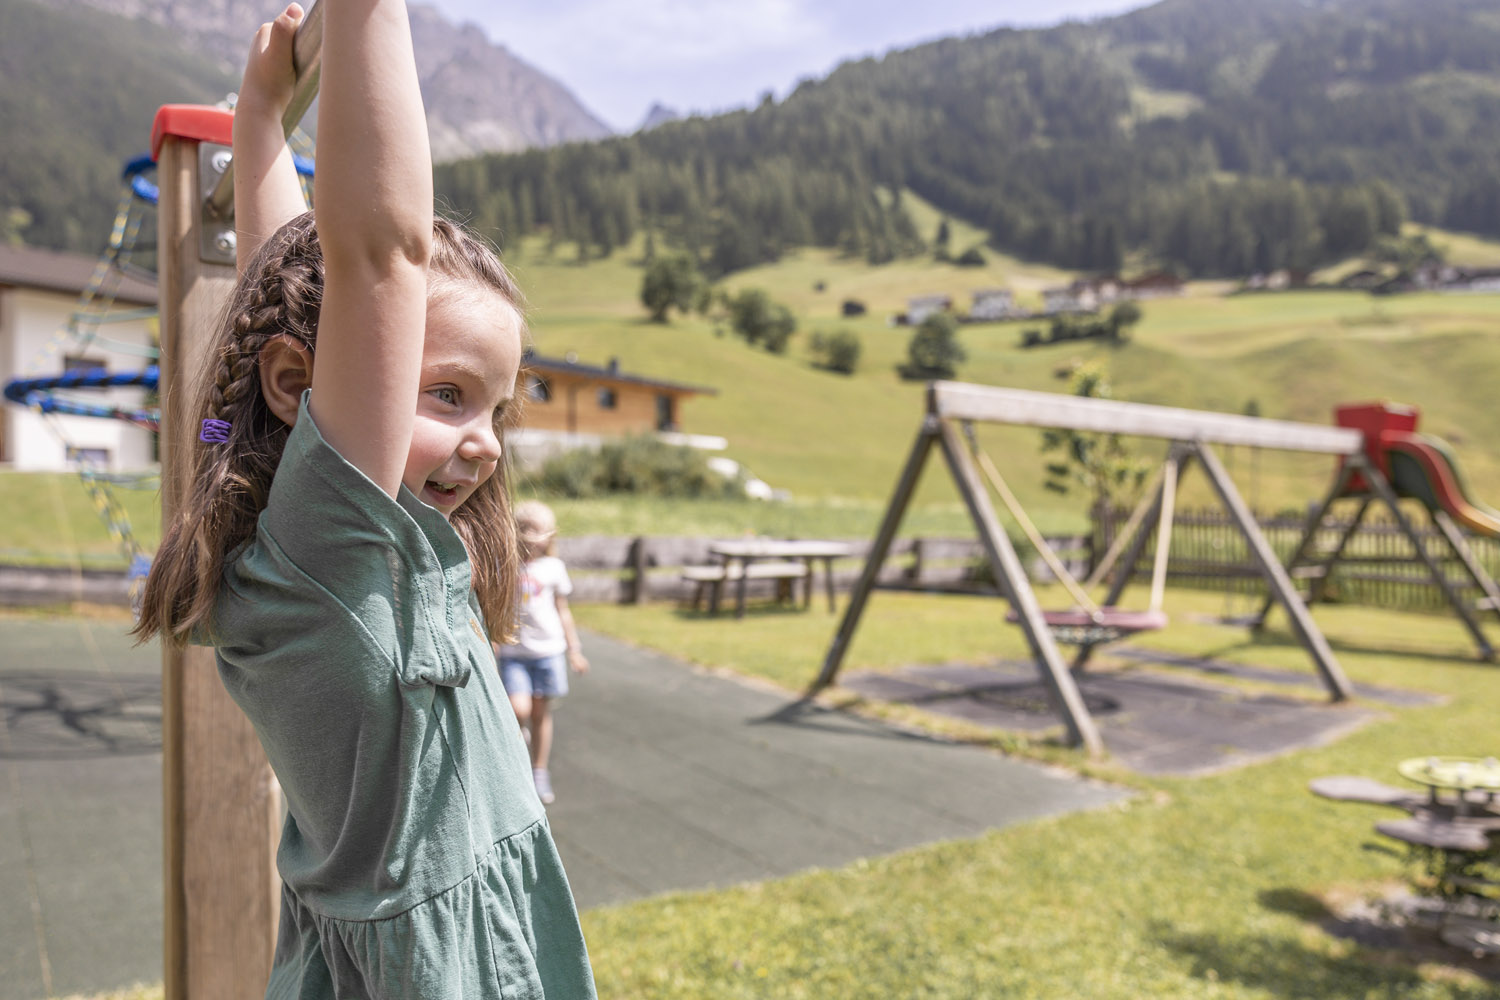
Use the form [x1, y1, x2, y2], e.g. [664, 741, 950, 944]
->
[8, 211, 1500, 567]
[509, 210, 1500, 533]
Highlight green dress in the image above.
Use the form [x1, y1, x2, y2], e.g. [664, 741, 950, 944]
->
[210, 395, 596, 998]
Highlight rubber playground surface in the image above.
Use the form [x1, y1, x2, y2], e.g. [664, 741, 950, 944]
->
[0, 612, 1127, 1000]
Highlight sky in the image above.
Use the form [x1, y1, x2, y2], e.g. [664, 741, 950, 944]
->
[428, 0, 1153, 133]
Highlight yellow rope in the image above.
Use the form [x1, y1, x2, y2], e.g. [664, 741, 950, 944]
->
[960, 421, 1100, 616]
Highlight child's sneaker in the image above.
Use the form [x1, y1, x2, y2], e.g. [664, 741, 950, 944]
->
[532, 767, 554, 805]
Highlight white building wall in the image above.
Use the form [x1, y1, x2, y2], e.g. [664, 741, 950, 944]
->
[3, 288, 156, 472]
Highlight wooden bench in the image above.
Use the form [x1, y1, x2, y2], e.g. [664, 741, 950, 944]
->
[1309, 775, 1427, 810]
[683, 560, 810, 613]
[1376, 816, 1494, 854]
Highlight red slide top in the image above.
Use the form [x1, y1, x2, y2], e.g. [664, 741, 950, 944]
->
[1334, 401, 1420, 492]
[150, 105, 235, 162]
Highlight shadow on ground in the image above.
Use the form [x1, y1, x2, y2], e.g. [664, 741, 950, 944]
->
[0, 670, 161, 759]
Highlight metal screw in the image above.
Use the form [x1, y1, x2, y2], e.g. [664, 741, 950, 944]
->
[211, 150, 233, 174]
[214, 230, 237, 253]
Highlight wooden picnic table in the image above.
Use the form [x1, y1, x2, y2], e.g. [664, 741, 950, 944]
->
[1397, 755, 1500, 814]
[708, 539, 852, 618]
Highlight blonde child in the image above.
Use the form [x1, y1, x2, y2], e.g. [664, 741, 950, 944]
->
[496, 500, 589, 805]
[132, 3, 595, 995]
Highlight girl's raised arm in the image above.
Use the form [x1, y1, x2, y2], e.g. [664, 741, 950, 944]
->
[309, 0, 433, 494]
[234, 3, 310, 273]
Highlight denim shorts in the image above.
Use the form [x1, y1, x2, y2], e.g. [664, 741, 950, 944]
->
[499, 654, 570, 698]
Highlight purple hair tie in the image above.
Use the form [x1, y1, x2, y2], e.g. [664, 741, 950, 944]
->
[199, 418, 232, 443]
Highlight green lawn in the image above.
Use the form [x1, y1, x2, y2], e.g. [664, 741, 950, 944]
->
[0, 470, 159, 569]
[60, 587, 1500, 1000]
[564, 587, 1499, 998]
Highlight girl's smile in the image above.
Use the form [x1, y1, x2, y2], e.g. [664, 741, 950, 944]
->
[403, 287, 523, 518]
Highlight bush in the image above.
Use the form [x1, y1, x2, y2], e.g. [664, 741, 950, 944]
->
[534, 437, 744, 499]
[640, 251, 705, 322]
[899, 312, 965, 380]
[955, 246, 987, 267]
[727, 288, 797, 353]
[809, 328, 862, 375]
[840, 298, 867, 317]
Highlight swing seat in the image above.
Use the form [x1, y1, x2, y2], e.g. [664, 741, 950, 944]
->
[1006, 607, 1168, 646]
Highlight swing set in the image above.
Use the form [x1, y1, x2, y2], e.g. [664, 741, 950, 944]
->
[816, 381, 1366, 756]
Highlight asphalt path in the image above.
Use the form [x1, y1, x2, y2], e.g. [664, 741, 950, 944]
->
[0, 614, 1124, 1000]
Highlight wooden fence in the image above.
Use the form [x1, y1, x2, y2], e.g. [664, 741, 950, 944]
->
[562, 504, 1499, 616]
[1096, 504, 1500, 613]
[554, 533, 1092, 605]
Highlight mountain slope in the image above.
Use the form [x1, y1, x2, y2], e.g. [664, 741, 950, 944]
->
[434, 0, 1500, 279]
[2, 0, 613, 253]
[48, 0, 612, 161]
[0, 0, 235, 251]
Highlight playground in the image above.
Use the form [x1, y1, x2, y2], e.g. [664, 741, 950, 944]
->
[6, 588, 1500, 998]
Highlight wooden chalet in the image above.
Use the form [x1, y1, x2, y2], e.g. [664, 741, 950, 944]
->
[519, 350, 715, 437]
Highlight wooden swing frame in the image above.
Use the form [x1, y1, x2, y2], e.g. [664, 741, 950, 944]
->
[814, 381, 1363, 756]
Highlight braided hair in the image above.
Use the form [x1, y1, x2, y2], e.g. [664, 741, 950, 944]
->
[134, 211, 524, 645]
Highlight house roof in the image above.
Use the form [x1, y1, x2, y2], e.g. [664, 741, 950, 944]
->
[0, 244, 156, 306]
[523, 351, 716, 397]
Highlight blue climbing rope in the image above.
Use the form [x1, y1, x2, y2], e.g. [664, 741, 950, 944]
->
[3, 367, 160, 432]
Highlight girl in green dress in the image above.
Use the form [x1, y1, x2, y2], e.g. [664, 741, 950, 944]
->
[133, 3, 596, 995]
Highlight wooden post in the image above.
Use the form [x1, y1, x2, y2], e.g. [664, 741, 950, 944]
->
[935, 420, 1104, 755]
[1252, 459, 1361, 625]
[629, 536, 648, 604]
[814, 420, 937, 691]
[1358, 465, 1495, 660]
[1193, 441, 1356, 701]
[1430, 508, 1500, 629]
[158, 133, 281, 999]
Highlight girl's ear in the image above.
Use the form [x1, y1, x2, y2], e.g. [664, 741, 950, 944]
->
[258, 336, 314, 427]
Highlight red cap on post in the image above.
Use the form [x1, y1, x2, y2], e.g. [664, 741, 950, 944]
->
[150, 105, 235, 161]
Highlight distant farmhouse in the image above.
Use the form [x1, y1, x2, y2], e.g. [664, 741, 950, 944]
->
[513, 351, 719, 465]
[1243, 269, 1312, 292]
[967, 288, 1021, 322]
[1042, 272, 1183, 314]
[902, 294, 953, 325]
[0, 245, 157, 472]
[1331, 263, 1500, 295]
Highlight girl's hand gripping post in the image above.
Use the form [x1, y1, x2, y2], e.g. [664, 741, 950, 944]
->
[234, 3, 310, 272]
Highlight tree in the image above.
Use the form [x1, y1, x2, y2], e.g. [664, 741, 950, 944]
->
[1039, 361, 1149, 510]
[640, 251, 705, 322]
[809, 329, 862, 374]
[1106, 301, 1143, 343]
[900, 313, 965, 380]
[934, 217, 952, 260]
[727, 288, 797, 353]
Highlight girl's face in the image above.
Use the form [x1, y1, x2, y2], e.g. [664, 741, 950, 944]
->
[402, 285, 523, 518]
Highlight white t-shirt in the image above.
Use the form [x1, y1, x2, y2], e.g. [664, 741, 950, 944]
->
[502, 556, 573, 659]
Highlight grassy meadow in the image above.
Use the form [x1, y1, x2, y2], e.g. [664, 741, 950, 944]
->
[9, 205, 1500, 557]
[564, 587, 1500, 998]
[504, 207, 1500, 526]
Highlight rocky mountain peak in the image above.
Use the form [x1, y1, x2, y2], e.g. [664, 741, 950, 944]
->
[47, 0, 613, 160]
